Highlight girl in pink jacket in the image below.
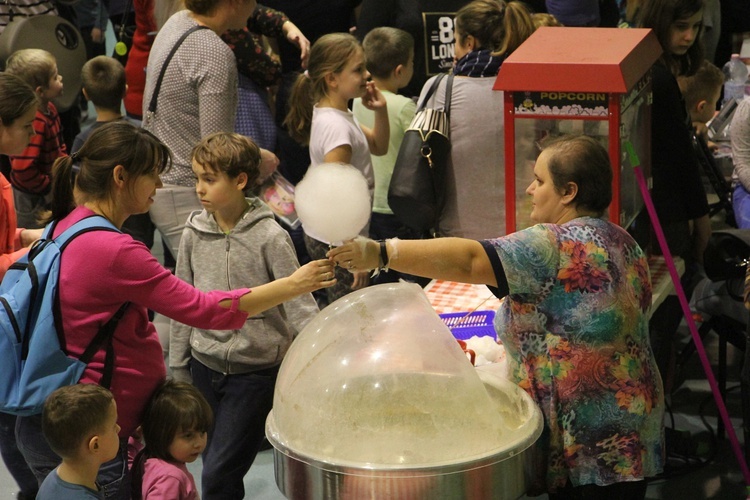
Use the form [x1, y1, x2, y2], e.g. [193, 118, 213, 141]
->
[132, 380, 210, 500]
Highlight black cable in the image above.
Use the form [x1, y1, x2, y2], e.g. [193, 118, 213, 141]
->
[648, 383, 741, 481]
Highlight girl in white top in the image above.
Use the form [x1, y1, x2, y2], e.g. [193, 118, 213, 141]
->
[285, 33, 389, 304]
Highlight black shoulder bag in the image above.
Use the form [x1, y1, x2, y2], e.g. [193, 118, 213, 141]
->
[388, 73, 454, 236]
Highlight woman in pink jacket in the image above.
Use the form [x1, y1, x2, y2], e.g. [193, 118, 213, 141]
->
[13, 121, 335, 499]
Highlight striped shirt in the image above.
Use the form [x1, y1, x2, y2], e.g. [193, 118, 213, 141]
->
[10, 102, 67, 194]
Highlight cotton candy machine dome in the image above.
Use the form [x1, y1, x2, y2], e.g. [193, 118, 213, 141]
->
[266, 282, 543, 499]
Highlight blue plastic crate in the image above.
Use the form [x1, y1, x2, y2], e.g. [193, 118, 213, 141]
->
[439, 310, 496, 340]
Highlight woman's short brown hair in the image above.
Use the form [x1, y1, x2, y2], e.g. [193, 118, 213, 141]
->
[543, 135, 613, 216]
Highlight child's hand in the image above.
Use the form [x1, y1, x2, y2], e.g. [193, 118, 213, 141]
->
[258, 148, 280, 184]
[361, 82, 386, 111]
[292, 259, 336, 293]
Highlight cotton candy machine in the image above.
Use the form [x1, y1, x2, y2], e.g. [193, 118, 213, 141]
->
[266, 282, 543, 499]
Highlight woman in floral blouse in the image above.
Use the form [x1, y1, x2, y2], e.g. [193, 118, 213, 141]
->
[328, 134, 665, 499]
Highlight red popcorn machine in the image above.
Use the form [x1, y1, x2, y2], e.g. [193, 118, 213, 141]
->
[493, 27, 663, 232]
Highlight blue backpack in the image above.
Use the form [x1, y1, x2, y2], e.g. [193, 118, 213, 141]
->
[0, 215, 129, 416]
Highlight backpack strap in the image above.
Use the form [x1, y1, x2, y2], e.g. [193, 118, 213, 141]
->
[52, 215, 130, 389]
[22, 216, 112, 263]
[147, 25, 210, 115]
[78, 302, 130, 389]
[41, 220, 56, 239]
[53, 214, 121, 250]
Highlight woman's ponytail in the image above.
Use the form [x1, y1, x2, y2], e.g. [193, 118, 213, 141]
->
[499, 1, 535, 56]
[43, 122, 171, 225]
[45, 155, 77, 224]
[455, 0, 534, 57]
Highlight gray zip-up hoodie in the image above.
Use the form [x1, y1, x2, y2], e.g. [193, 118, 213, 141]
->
[169, 198, 319, 381]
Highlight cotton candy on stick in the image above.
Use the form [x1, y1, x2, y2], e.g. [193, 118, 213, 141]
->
[294, 163, 371, 245]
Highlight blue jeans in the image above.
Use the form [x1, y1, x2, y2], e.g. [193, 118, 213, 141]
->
[0, 412, 37, 497]
[733, 184, 750, 229]
[12, 190, 46, 230]
[190, 359, 277, 500]
[15, 414, 131, 499]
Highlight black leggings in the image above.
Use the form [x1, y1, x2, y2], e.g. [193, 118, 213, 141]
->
[548, 479, 647, 500]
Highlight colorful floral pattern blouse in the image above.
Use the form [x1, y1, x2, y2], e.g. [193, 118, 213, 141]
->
[484, 217, 664, 492]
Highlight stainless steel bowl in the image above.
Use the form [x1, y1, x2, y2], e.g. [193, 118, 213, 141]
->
[265, 284, 544, 499]
[266, 370, 543, 500]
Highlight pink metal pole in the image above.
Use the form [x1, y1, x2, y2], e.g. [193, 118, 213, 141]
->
[632, 161, 750, 488]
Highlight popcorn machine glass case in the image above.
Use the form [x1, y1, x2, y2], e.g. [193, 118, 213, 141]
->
[493, 27, 663, 231]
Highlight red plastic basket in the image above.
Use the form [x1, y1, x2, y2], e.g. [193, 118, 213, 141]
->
[439, 310, 496, 340]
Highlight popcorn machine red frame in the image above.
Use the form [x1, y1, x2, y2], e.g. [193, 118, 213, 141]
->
[493, 27, 662, 232]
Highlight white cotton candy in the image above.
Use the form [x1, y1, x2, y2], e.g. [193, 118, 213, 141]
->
[295, 163, 371, 244]
[465, 335, 505, 366]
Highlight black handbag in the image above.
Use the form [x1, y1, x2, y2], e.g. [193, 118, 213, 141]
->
[388, 73, 454, 234]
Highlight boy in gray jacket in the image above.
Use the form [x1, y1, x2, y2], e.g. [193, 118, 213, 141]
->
[169, 132, 319, 499]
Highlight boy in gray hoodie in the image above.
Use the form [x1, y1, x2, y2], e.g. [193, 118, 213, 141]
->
[169, 132, 319, 499]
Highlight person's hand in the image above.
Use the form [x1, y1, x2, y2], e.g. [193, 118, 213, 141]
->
[290, 259, 336, 293]
[20, 228, 43, 248]
[360, 82, 386, 111]
[92, 27, 103, 44]
[258, 148, 280, 184]
[283, 21, 310, 69]
[351, 270, 370, 290]
[128, 426, 145, 452]
[693, 121, 709, 140]
[327, 237, 379, 272]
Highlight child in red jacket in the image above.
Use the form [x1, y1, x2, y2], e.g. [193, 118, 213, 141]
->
[5, 48, 67, 229]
